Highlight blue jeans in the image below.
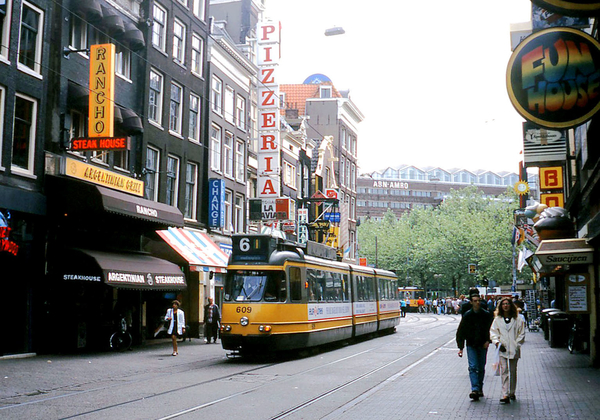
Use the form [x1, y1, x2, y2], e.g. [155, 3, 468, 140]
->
[466, 345, 488, 392]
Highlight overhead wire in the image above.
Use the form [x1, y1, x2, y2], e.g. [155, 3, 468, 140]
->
[2, 0, 357, 175]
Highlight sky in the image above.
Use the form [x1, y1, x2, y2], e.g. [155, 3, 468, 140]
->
[265, 0, 533, 175]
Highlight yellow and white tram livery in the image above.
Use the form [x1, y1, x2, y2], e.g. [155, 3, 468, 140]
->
[220, 234, 400, 352]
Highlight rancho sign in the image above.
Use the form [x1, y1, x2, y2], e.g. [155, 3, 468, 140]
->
[507, 27, 600, 129]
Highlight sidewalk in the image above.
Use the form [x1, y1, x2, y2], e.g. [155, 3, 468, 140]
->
[0, 337, 216, 402]
[324, 323, 600, 419]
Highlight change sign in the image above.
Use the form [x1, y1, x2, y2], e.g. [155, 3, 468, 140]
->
[507, 28, 600, 129]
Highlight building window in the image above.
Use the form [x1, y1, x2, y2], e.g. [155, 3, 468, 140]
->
[91, 149, 108, 165]
[114, 148, 130, 171]
[224, 131, 233, 177]
[224, 190, 232, 232]
[250, 103, 257, 152]
[191, 33, 204, 77]
[12, 93, 37, 174]
[69, 15, 87, 52]
[152, 3, 167, 52]
[211, 76, 222, 114]
[0, 0, 12, 59]
[115, 44, 131, 79]
[169, 82, 183, 135]
[351, 163, 356, 190]
[341, 128, 346, 150]
[235, 139, 245, 182]
[283, 161, 296, 188]
[210, 124, 221, 172]
[236, 94, 246, 130]
[166, 155, 179, 206]
[340, 158, 345, 187]
[184, 162, 198, 219]
[0, 86, 5, 164]
[320, 86, 332, 98]
[225, 86, 235, 124]
[148, 69, 163, 125]
[234, 194, 244, 233]
[189, 93, 201, 142]
[173, 19, 186, 66]
[67, 109, 85, 157]
[192, 0, 205, 20]
[18, 1, 44, 76]
[145, 146, 160, 201]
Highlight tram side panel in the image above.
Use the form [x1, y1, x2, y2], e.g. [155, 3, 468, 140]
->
[377, 274, 401, 331]
[351, 272, 379, 337]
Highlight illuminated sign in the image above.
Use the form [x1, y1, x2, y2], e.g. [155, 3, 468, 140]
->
[65, 157, 144, 196]
[208, 179, 225, 228]
[507, 28, 600, 128]
[372, 180, 409, 189]
[532, 1, 600, 17]
[257, 21, 281, 199]
[0, 212, 18, 256]
[540, 167, 564, 190]
[541, 193, 565, 208]
[89, 44, 115, 138]
[71, 137, 128, 152]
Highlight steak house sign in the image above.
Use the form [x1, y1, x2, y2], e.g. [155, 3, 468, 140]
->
[507, 28, 600, 129]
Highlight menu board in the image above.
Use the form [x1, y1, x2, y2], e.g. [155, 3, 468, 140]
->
[566, 274, 590, 313]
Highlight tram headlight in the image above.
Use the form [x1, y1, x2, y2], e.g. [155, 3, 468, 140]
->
[221, 325, 232, 332]
[258, 325, 272, 333]
[240, 316, 249, 326]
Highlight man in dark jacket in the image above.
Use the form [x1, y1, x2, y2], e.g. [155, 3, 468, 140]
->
[204, 298, 221, 344]
[456, 292, 494, 401]
[460, 288, 489, 315]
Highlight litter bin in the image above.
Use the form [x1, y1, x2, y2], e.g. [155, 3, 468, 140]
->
[548, 311, 570, 348]
[541, 309, 560, 341]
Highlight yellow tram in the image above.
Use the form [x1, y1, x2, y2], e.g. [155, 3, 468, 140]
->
[220, 234, 400, 352]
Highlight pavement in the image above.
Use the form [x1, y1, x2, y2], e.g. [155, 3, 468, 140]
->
[1, 319, 600, 419]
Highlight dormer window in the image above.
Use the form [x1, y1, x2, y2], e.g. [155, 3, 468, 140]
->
[320, 86, 332, 98]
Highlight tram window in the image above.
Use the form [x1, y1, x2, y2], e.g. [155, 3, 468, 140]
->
[289, 267, 302, 302]
[357, 276, 375, 301]
[224, 270, 283, 302]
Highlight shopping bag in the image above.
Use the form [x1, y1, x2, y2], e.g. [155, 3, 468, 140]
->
[491, 345, 501, 376]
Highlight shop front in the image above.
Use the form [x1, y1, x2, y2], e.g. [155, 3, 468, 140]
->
[152, 228, 229, 338]
[535, 238, 595, 362]
[0, 185, 46, 356]
[42, 175, 185, 352]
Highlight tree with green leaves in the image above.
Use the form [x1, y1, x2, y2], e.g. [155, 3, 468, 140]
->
[357, 186, 532, 296]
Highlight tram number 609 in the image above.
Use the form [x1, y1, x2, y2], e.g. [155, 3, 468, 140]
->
[236, 306, 252, 314]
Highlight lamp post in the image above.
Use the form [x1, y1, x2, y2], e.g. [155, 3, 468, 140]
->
[434, 274, 442, 298]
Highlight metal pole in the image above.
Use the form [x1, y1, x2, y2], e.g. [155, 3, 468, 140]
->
[375, 236, 378, 268]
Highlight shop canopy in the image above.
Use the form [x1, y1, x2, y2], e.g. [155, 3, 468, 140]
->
[47, 175, 184, 228]
[58, 248, 186, 290]
[535, 238, 594, 266]
[157, 228, 229, 273]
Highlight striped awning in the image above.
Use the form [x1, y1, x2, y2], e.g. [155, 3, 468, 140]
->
[157, 227, 229, 273]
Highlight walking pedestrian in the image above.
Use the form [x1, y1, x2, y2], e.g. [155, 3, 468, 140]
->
[204, 297, 221, 343]
[456, 292, 494, 401]
[165, 300, 185, 356]
[417, 297, 425, 313]
[490, 297, 526, 404]
[400, 298, 407, 317]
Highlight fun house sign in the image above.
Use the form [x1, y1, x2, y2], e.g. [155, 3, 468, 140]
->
[507, 27, 600, 129]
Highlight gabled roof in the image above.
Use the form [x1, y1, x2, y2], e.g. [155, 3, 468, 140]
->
[280, 82, 343, 116]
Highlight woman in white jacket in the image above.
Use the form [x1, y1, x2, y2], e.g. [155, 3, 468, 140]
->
[490, 297, 525, 404]
[165, 300, 185, 356]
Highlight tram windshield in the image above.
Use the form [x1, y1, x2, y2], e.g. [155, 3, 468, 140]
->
[224, 270, 284, 302]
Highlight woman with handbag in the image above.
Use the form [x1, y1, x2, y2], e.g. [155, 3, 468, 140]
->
[165, 300, 185, 356]
[490, 297, 526, 404]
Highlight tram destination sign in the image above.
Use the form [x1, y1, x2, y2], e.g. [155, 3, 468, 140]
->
[70, 137, 129, 152]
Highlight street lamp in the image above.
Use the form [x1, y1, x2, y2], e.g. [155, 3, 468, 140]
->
[325, 27, 345, 36]
[434, 274, 442, 298]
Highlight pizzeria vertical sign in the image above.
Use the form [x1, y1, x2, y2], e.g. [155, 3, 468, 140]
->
[89, 44, 115, 138]
[507, 28, 600, 129]
[256, 20, 281, 198]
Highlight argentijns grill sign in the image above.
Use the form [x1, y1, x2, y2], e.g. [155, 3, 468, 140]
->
[507, 28, 600, 129]
[532, 1, 600, 17]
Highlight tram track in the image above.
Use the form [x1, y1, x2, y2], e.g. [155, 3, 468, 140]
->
[1, 315, 458, 419]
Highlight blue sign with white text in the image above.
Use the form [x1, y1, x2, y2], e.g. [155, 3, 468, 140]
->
[323, 212, 340, 223]
[208, 179, 225, 228]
